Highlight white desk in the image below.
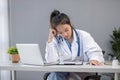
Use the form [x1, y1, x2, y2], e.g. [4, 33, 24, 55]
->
[0, 62, 120, 80]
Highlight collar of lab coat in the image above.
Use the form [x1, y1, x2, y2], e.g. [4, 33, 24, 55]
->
[72, 29, 78, 44]
[60, 29, 78, 60]
[71, 29, 79, 59]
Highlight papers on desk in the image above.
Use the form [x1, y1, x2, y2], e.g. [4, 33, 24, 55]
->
[59, 61, 83, 65]
[105, 61, 112, 65]
[59, 61, 90, 65]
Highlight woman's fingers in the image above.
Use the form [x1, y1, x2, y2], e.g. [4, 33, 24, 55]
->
[89, 60, 103, 66]
[48, 28, 57, 43]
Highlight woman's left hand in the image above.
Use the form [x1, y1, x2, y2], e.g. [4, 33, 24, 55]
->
[89, 60, 103, 66]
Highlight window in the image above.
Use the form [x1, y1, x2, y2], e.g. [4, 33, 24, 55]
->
[0, 0, 10, 80]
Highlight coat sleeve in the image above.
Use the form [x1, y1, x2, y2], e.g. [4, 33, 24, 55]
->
[81, 31, 104, 63]
[45, 37, 59, 63]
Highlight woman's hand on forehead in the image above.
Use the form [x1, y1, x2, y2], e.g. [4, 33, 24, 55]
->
[48, 28, 57, 43]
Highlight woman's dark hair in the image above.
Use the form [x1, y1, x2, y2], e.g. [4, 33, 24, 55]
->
[50, 10, 72, 29]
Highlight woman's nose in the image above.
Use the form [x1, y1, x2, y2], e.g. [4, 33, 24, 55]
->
[63, 32, 67, 37]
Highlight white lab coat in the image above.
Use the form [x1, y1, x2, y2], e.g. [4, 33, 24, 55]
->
[45, 29, 104, 63]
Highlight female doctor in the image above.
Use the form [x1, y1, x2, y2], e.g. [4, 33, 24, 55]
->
[45, 10, 104, 80]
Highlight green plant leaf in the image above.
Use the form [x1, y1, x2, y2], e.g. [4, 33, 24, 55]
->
[110, 27, 120, 59]
[7, 46, 18, 54]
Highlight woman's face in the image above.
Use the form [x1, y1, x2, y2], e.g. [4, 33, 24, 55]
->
[56, 24, 72, 41]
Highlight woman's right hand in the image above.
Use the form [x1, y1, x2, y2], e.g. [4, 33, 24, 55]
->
[48, 28, 57, 43]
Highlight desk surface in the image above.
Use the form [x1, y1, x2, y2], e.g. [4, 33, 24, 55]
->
[0, 62, 120, 73]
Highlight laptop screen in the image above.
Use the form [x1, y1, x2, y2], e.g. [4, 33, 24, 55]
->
[16, 44, 44, 65]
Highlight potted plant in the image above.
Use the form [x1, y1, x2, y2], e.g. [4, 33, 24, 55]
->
[109, 27, 120, 61]
[7, 46, 20, 63]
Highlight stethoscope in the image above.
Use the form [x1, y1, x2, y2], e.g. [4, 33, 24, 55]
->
[73, 28, 80, 57]
[57, 28, 80, 57]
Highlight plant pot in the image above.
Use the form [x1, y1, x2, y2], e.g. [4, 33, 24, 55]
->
[10, 54, 20, 63]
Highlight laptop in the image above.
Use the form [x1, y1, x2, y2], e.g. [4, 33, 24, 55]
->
[16, 44, 83, 66]
[16, 44, 61, 66]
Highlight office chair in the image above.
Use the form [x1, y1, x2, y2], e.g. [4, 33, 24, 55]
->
[84, 73, 101, 80]
[43, 72, 101, 80]
[43, 51, 105, 80]
[43, 73, 50, 80]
